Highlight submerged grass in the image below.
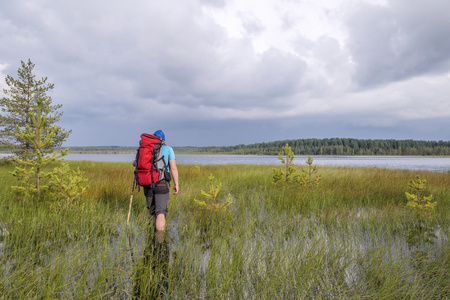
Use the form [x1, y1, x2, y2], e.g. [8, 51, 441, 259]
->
[0, 161, 449, 299]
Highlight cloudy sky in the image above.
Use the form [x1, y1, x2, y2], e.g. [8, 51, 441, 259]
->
[1, 0, 449, 147]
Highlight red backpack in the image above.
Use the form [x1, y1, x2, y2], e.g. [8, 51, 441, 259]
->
[134, 133, 170, 187]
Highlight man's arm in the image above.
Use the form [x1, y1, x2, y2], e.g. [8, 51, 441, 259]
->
[169, 158, 179, 194]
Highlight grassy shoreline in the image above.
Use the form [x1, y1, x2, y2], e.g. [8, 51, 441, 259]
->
[1, 162, 449, 298]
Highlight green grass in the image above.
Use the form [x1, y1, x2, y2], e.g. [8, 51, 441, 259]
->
[0, 161, 449, 299]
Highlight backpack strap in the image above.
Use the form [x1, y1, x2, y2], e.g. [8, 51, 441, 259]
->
[134, 147, 141, 191]
[160, 154, 171, 182]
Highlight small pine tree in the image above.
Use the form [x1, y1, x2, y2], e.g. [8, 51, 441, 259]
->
[405, 176, 438, 249]
[272, 143, 297, 184]
[194, 174, 232, 212]
[406, 176, 437, 219]
[299, 156, 321, 188]
[1, 59, 71, 160]
[46, 161, 87, 208]
[10, 99, 86, 203]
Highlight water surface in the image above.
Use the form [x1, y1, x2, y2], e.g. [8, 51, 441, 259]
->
[63, 154, 450, 172]
[2, 153, 449, 172]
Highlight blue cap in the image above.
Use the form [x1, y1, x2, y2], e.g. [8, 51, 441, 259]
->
[153, 130, 165, 140]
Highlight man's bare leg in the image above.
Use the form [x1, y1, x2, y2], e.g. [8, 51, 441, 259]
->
[155, 214, 166, 243]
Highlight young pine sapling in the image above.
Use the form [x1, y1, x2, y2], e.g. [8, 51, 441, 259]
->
[272, 143, 298, 184]
[194, 174, 232, 212]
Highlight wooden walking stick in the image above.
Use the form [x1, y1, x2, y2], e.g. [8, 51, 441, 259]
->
[127, 176, 136, 228]
[126, 176, 136, 263]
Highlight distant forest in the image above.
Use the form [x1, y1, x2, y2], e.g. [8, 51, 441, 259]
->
[28, 138, 450, 156]
[183, 138, 450, 156]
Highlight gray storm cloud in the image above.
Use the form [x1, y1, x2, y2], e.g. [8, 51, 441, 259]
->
[347, 0, 450, 87]
[0, 0, 449, 146]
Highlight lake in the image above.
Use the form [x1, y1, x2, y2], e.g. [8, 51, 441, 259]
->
[62, 154, 450, 172]
[2, 153, 449, 172]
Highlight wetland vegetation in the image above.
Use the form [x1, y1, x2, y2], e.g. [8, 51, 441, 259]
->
[0, 161, 449, 299]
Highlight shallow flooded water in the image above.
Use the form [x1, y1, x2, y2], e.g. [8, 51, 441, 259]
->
[1, 207, 448, 298]
[159, 208, 449, 298]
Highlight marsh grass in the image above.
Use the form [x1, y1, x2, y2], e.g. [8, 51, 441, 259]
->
[0, 162, 449, 298]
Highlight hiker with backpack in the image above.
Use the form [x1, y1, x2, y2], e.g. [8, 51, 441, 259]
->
[133, 130, 179, 242]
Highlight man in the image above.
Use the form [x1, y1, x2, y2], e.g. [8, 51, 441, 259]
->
[142, 130, 179, 241]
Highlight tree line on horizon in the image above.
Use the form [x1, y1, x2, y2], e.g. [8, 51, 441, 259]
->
[186, 138, 450, 156]
[3, 137, 450, 157]
[34, 138, 450, 156]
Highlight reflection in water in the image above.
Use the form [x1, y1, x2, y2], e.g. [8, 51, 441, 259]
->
[133, 229, 170, 299]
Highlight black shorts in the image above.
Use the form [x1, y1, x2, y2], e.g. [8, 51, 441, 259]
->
[143, 182, 170, 217]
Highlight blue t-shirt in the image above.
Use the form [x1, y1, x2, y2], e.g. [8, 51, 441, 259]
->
[162, 145, 175, 171]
